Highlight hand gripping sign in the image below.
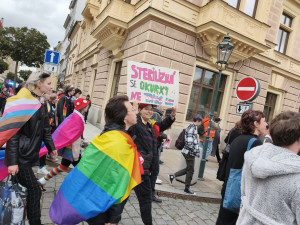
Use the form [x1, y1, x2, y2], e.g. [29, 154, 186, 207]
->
[127, 61, 179, 107]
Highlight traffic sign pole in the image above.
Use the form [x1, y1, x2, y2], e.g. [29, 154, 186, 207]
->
[198, 68, 222, 180]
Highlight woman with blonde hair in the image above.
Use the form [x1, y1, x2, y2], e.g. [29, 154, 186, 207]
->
[3, 71, 58, 225]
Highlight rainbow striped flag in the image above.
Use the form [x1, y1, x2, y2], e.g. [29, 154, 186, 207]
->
[0, 88, 41, 147]
[0, 88, 41, 179]
[49, 130, 143, 224]
[39, 110, 84, 158]
[0, 110, 84, 181]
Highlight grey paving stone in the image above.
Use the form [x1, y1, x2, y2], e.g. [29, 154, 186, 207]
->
[37, 123, 220, 225]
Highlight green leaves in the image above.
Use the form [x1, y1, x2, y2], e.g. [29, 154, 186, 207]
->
[18, 70, 32, 81]
[0, 26, 50, 68]
[6, 72, 23, 83]
[0, 59, 8, 74]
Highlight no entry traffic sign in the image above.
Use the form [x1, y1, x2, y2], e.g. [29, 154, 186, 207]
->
[236, 77, 260, 101]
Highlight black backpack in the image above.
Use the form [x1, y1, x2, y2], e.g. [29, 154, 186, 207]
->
[175, 129, 185, 150]
[198, 124, 205, 136]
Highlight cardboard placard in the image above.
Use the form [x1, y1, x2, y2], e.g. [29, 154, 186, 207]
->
[127, 61, 179, 107]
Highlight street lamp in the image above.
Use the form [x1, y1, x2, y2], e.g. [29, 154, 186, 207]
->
[198, 33, 234, 180]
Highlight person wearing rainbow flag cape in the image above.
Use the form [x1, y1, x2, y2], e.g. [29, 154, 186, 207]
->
[38, 97, 90, 186]
[49, 95, 144, 225]
[1, 72, 58, 225]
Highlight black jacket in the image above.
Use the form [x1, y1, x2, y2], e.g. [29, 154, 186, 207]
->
[224, 128, 242, 145]
[128, 114, 174, 175]
[220, 134, 262, 199]
[225, 134, 262, 179]
[57, 95, 74, 125]
[5, 103, 55, 167]
[211, 128, 221, 157]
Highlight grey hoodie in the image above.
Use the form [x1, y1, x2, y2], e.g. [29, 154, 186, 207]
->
[237, 143, 300, 225]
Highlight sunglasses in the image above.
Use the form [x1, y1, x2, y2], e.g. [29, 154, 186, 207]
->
[39, 73, 50, 79]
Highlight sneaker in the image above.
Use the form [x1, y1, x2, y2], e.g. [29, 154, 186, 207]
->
[156, 178, 162, 184]
[159, 160, 164, 164]
[184, 187, 196, 195]
[38, 177, 48, 186]
[47, 155, 58, 162]
[152, 195, 162, 203]
[169, 174, 175, 184]
[37, 166, 49, 175]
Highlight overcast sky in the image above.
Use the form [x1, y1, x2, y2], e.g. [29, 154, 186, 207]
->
[0, 0, 70, 71]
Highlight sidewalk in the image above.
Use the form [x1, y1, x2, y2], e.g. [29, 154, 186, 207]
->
[34, 122, 221, 225]
[83, 123, 223, 202]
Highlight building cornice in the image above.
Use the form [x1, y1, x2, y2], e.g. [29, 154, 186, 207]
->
[75, 40, 101, 65]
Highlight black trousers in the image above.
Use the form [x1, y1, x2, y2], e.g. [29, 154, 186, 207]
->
[174, 154, 195, 186]
[39, 155, 46, 167]
[17, 166, 42, 225]
[216, 182, 238, 225]
[61, 157, 81, 168]
[84, 109, 89, 122]
[134, 175, 153, 225]
[86, 198, 128, 225]
[215, 146, 221, 162]
[0, 97, 6, 114]
[150, 160, 159, 197]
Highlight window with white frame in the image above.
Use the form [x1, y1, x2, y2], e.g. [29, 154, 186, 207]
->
[275, 13, 293, 54]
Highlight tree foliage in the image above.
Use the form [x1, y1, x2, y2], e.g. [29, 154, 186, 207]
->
[0, 59, 8, 74]
[0, 27, 50, 84]
[6, 72, 23, 83]
[0, 27, 50, 67]
[18, 70, 32, 81]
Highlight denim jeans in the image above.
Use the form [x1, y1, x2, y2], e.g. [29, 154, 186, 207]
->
[200, 141, 213, 159]
[134, 175, 153, 225]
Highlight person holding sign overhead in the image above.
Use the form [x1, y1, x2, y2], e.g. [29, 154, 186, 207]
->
[128, 103, 176, 225]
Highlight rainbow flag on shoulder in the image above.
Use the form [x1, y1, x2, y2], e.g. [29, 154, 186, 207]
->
[0, 88, 41, 147]
[49, 130, 143, 224]
[0, 88, 41, 180]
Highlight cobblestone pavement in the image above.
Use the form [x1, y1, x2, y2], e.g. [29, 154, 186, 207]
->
[25, 123, 220, 225]
[33, 165, 219, 225]
[119, 193, 219, 225]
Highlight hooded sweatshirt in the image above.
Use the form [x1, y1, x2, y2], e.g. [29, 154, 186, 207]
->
[237, 143, 300, 225]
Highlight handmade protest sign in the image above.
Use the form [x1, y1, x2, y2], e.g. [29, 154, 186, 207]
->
[127, 61, 179, 107]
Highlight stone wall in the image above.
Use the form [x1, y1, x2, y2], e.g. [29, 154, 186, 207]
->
[265, 0, 282, 43]
[186, 0, 202, 7]
[282, 79, 300, 112]
[120, 19, 210, 127]
[75, 48, 112, 127]
[91, 49, 112, 109]
[292, 22, 300, 61]
[225, 59, 272, 132]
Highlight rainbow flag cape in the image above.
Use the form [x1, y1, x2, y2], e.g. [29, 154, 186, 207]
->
[0, 110, 84, 181]
[49, 130, 143, 224]
[0, 88, 41, 179]
[39, 110, 84, 158]
[0, 88, 41, 147]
